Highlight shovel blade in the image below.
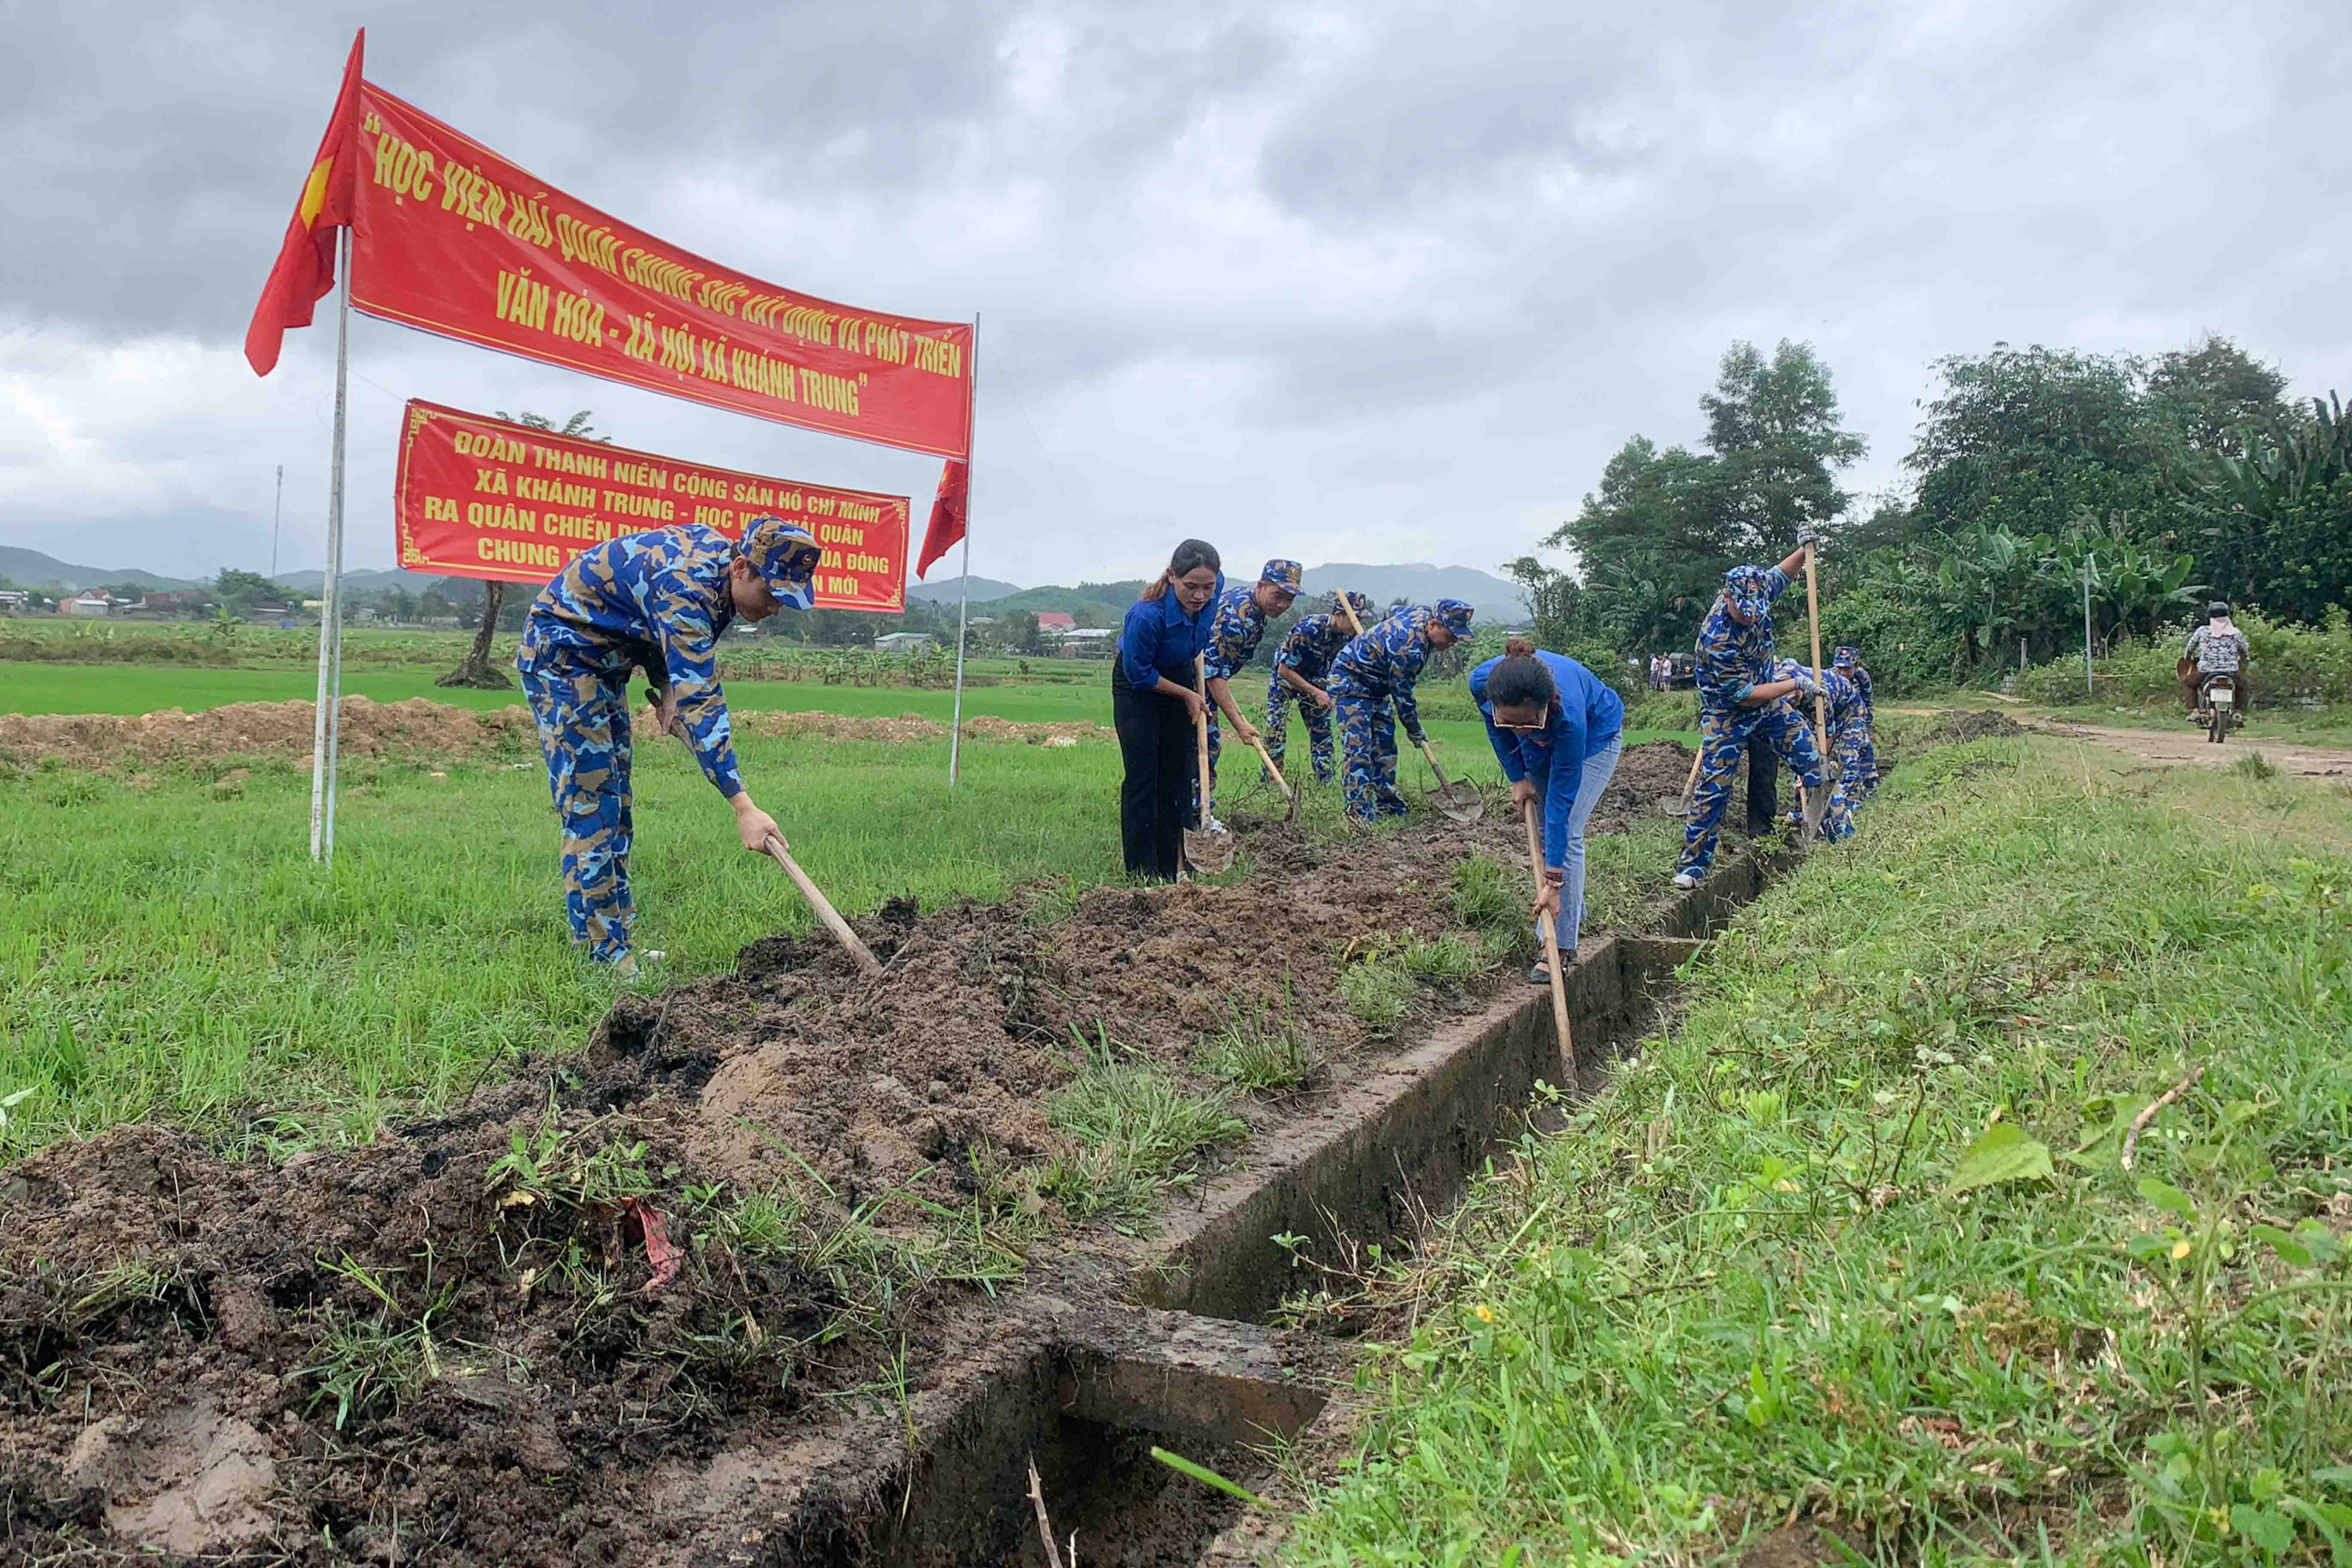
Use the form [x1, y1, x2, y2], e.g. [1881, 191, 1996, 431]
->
[1431, 782, 1484, 824]
[1184, 827, 1238, 874]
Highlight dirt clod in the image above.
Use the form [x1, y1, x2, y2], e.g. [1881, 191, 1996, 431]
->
[1927, 710, 2025, 744]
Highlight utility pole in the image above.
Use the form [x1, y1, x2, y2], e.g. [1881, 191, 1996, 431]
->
[270, 464, 285, 581]
[2082, 561, 2095, 698]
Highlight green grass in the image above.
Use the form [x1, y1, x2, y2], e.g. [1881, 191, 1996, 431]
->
[1043, 1033, 1248, 1227]
[1280, 740, 2352, 1564]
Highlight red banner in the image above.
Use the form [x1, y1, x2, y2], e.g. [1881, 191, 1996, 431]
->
[392, 400, 909, 612]
[351, 84, 973, 458]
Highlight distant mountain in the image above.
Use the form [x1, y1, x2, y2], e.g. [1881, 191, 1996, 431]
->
[271, 567, 433, 594]
[0, 545, 196, 592]
[906, 574, 1022, 605]
[1302, 563, 1528, 626]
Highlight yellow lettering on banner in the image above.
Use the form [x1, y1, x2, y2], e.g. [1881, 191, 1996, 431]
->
[819, 573, 860, 595]
[476, 537, 562, 569]
[621, 314, 659, 364]
[727, 345, 798, 404]
[698, 279, 750, 317]
[504, 194, 553, 249]
[677, 472, 726, 500]
[860, 320, 910, 364]
[599, 490, 676, 521]
[555, 214, 623, 275]
[551, 288, 606, 347]
[741, 296, 836, 346]
[797, 368, 861, 416]
[692, 504, 735, 528]
[818, 523, 867, 546]
[515, 475, 598, 507]
[423, 496, 460, 521]
[496, 268, 550, 332]
[730, 482, 776, 508]
[609, 462, 664, 489]
[532, 445, 611, 480]
[818, 549, 893, 575]
[657, 325, 695, 374]
[913, 336, 964, 379]
[620, 246, 703, 305]
[466, 502, 539, 534]
[542, 511, 612, 542]
[472, 468, 509, 494]
[453, 431, 530, 463]
[370, 130, 437, 203]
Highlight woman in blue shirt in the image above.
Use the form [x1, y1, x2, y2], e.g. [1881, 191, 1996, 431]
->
[1469, 636, 1626, 982]
[1112, 539, 1224, 879]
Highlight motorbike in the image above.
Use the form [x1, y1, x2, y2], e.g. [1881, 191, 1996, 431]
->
[2179, 658, 2246, 745]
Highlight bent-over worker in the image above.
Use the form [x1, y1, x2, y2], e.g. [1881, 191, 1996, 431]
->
[1112, 539, 1222, 881]
[1773, 658, 1863, 842]
[1470, 636, 1625, 983]
[1265, 590, 1374, 784]
[1831, 645, 1878, 797]
[1327, 598, 1474, 824]
[1197, 559, 1303, 825]
[1674, 536, 1829, 889]
[516, 516, 816, 971]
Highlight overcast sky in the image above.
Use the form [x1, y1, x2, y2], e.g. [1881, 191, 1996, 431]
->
[5, 0, 2349, 590]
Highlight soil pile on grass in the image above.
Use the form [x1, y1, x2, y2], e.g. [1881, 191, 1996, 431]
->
[1588, 738, 1697, 833]
[727, 708, 1109, 745]
[0, 696, 537, 769]
[1927, 710, 2026, 744]
[0, 803, 1670, 1562]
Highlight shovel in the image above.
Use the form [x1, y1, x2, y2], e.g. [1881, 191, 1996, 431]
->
[1245, 731, 1298, 822]
[1184, 654, 1237, 874]
[1417, 738, 1484, 824]
[649, 692, 884, 979]
[1522, 802, 1576, 1075]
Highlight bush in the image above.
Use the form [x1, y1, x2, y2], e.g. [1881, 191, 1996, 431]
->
[1816, 585, 1957, 698]
[2018, 606, 2352, 708]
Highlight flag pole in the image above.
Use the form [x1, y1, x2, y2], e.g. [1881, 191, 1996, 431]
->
[947, 313, 978, 787]
[309, 226, 352, 862]
[271, 464, 284, 580]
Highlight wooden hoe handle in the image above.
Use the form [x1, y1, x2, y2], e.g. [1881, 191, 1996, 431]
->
[763, 834, 884, 980]
[1523, 803, 1577, 1074]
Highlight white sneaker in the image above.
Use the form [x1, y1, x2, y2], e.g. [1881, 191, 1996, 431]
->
[640, 949, 668, 963]
[1672, 871, 1700, 890]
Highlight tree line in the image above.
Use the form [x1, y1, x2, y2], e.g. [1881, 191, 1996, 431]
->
[1512, 335, 2351, 695]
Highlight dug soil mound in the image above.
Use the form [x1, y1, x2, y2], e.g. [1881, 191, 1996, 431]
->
[1927, 709, 2027, 744]
[0, 696, 538, 769]
[726, 709, 1109, 745]
[1589, 738, 1696, 834]
[0, 780, 1680, 1564]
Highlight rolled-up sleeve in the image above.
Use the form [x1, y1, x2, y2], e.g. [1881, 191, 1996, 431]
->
[636, 568, 741, 797]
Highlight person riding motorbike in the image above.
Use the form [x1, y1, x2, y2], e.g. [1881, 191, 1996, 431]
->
[2179, 602, 2251, 717]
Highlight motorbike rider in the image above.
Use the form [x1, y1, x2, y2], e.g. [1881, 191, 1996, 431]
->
[2180, 602, 2252, 716]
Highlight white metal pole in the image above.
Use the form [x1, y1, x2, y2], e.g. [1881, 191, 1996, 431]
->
[309, 227, 352, 863]
[2082, 561, 2094, 698]
[271, 464, 284, 581]
[947, 314, 978, 787]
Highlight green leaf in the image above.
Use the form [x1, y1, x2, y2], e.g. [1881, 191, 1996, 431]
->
[2137, 1177, 2196, 1217]
[1945, 1122, 2055, 1196]
[2251, 1224, 2314, 1268]
[1150, 1447, 1269, 1509]
[2231, 1504, 2295, 1555]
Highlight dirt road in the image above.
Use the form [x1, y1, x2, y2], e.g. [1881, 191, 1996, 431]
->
[2024, 718, 2352, 776]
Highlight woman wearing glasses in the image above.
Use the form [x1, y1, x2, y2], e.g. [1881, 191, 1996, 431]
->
[1468, 635, 1625, 984]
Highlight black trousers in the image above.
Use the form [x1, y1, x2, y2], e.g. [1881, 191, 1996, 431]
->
[1744, 729, 1778, 834]
[1112, 662, 1198, 880]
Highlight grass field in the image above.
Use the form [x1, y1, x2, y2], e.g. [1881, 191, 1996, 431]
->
[0, 652, 1692, 1162]
[1280, 738, 2352, 1563]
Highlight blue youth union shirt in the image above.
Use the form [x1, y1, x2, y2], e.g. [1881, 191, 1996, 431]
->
[1118, 575, 1225, 689]
[1468, 649, 1625, 868]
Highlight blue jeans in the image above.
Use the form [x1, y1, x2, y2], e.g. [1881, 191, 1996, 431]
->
[1540, 735, 1623, 956]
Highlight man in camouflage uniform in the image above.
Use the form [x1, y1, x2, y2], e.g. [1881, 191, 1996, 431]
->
[1264, 590, 1372, 784]
[1328, 598, 1475, 824]
[516, 516, 818, 970]
[1675, 540, 1828, 888]
[1773, 658, 1865, 841]
[1831, 645, 1878, 797]
[1196, 559, 1302, 822]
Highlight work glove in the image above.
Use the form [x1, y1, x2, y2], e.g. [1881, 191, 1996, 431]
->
[1405, 727, 1430, 749]
[1787, 668, 1819, 699]
[1795, 525, 1822, 549]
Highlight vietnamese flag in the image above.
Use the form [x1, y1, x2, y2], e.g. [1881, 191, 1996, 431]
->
[244, 30, 364, 376]
[916, 459, 969, 580]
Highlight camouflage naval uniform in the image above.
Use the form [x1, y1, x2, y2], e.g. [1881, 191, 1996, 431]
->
[1678, 566, 1826, 879]
[1264, 591, 1370, 784]
[1197, 559, 1302, 812]
[1832, 646, 1878, 798]
[515, 518, 817, 962]
[1779, 658, 1865, 842]
[1327, 598, 1474, 824]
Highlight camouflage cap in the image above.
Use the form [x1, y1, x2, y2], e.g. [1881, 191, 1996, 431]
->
[1260, 559, 1303, 594]
[1333, 590, 1372, 617]
[1434, 598, 1475, 634]
[739, 517, 822, 611]
[1723, 566, 1773, 620]
[1832, 645, 1860, 668]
